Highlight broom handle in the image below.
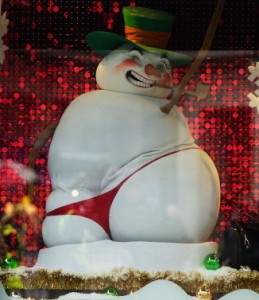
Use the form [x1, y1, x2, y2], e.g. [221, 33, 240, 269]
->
[161, 0, 226, 114]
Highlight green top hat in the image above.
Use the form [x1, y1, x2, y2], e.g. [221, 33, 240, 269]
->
[86, 6, 192, 67]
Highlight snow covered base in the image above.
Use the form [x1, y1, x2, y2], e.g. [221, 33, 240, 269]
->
[2, 240, 257, 299]
[34, 240, 218, 275]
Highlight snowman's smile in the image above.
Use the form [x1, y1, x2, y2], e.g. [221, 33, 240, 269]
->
[126, 70, 155, 88]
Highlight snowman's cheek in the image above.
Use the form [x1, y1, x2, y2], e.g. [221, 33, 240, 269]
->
[115, 59, 139, 72]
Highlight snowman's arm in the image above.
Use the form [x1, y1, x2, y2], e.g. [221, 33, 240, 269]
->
[27, 120, 60, 201]
[161, 0, 225, 113]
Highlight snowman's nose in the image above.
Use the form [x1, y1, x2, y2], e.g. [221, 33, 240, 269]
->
[144, 64, 161, 78]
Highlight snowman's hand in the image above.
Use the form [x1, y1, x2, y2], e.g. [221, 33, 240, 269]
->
[184, 83, 210, 99]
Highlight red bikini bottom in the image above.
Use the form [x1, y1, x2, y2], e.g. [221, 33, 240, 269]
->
[47, 147, 198, 238]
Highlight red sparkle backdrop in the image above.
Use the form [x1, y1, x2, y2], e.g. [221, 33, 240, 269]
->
[0, 0, 258, 266]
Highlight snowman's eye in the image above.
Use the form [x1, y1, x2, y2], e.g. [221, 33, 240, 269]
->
[156, 59, 170, 73]
[128, 49, 143, 62]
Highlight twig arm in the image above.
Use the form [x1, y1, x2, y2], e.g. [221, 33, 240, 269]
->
[161, 0, 226, 114]
[27, 120, 60, 201]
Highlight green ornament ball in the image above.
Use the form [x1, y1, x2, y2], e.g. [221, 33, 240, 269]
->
[0, 257, 19, 269]
[6, 257, 19, 269]
[105, 287, 119, 296]
[203, 252, 221, 270]
[0, 258, 8, 269]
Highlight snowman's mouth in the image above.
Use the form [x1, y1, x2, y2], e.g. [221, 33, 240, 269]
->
[126, 70, 155, 88]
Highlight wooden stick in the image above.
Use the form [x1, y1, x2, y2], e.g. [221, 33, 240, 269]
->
[27, 120, 59, 202]
[161, 0, 226, 114]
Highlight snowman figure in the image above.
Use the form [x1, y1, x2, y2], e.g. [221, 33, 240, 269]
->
[42, 6, 220, 248]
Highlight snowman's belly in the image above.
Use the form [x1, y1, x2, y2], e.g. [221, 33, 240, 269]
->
[49, 90, 194, 193]
[109, 148, 220, 243]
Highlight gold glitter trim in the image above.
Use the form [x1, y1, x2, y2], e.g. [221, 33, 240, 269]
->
[0, 268, 259, 295]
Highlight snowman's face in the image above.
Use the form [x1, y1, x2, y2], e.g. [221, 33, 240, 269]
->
[96, 44, 173, 98]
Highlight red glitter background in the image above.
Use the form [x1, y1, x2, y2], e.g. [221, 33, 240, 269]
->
[0, 0, 258, 266]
